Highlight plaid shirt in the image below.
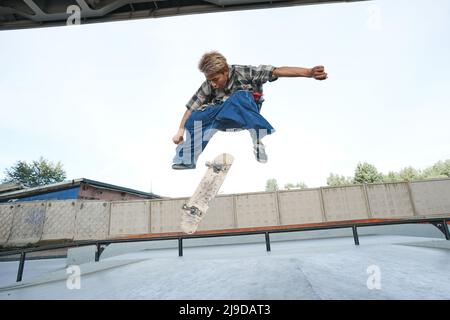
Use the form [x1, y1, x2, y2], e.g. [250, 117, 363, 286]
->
[186, 64, 278, 111]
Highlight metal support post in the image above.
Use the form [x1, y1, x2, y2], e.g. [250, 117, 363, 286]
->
[352, 226, 360, 245]
[178, 238, 183, 257]
[443, 220, 450, 240]
[265, 232, 271, 252]
[17, 252, 26, 282]
[95, 243, 103, 262]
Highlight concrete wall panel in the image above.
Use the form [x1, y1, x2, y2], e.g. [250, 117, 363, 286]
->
[7, 202, 46, 246]
[366, 183, 415, 218]
[41, 200, 77, 241]
[74, 201, 110, 240]
[2, 178, 450, 247]
[278, 190, 324, 225]
[322, 186, 369, 221]
[410, 179, 450, 216]
[0, 204, 14, 245]
[235, 193, 278, 228]
[197, 195, 235, 231]
[150, 199, 186, 233]
[109, 201, 150, 237]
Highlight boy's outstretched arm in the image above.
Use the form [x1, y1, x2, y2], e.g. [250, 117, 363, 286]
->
[273, 66, 328, 80]
[172, 109, 192, 144]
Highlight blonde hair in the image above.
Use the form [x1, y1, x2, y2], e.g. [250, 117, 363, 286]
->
[198, 51, 228, 77]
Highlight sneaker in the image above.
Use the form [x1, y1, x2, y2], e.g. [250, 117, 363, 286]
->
[253, 141, 268, 163]
[172, 163, 196, 170]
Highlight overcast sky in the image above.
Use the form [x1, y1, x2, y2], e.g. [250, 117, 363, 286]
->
[0, 0, 449, 198]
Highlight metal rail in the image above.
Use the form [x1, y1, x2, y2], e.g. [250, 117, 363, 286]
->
[0, 217, 448, 283]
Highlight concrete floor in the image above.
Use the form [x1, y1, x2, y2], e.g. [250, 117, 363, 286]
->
[0, 233, 449, 300]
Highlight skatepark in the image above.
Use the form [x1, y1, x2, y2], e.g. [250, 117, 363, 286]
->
[1, 0, 450, 301]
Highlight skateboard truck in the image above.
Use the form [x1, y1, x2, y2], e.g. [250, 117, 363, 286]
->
[205, 161, 226, 173]
[182, 204, 203, 217]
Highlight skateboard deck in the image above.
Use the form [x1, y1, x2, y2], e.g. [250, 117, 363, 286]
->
[180, 153, 234, 234]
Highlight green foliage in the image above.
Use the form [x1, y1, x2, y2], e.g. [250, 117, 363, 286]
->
[383, 171, 402, 182]
[267, 160, 450, 190]
[354, 162, 384, 184]
[265, 178, 279, 192]
[284, 182, 308, 190]
[2, 157, 66, 188]
[422, 160, 450, 179]
[327, 173, 354, 186]
[398, 166, 422, 181]
[382, 160, 450, 182]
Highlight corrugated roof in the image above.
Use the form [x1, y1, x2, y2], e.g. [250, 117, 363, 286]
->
[0, 182, 25, 193]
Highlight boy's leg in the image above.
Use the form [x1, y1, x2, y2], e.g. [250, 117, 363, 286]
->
[249, 128, 268, 163]
[216, 90, 274, 163]
[172, 107, 220, 169]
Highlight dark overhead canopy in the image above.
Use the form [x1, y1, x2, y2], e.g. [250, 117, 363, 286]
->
[0, 0, 368, 31]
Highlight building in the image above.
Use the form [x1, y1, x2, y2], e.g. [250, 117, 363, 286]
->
[0, 178, 162, 203]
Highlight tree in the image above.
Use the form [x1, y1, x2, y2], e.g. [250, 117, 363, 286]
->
[398, 166, 422, 181]
[382, 160, 450, 183]
[265, 178, 279, 192]
[327, 173, 354, 186]
[2, 157, 66, 188]
[284, 182, 308, 190]
[422, 160, 450, 179]
[383, 171, 402, 183]
[353, 162, 383, 184]
[327, 159, 449, 186]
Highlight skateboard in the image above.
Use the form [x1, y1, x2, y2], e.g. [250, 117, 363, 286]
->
[180, 153, 234, 234]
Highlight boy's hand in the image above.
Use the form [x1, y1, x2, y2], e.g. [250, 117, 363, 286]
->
[310, 66, 328, 80]
[172, 129, 185, 144]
